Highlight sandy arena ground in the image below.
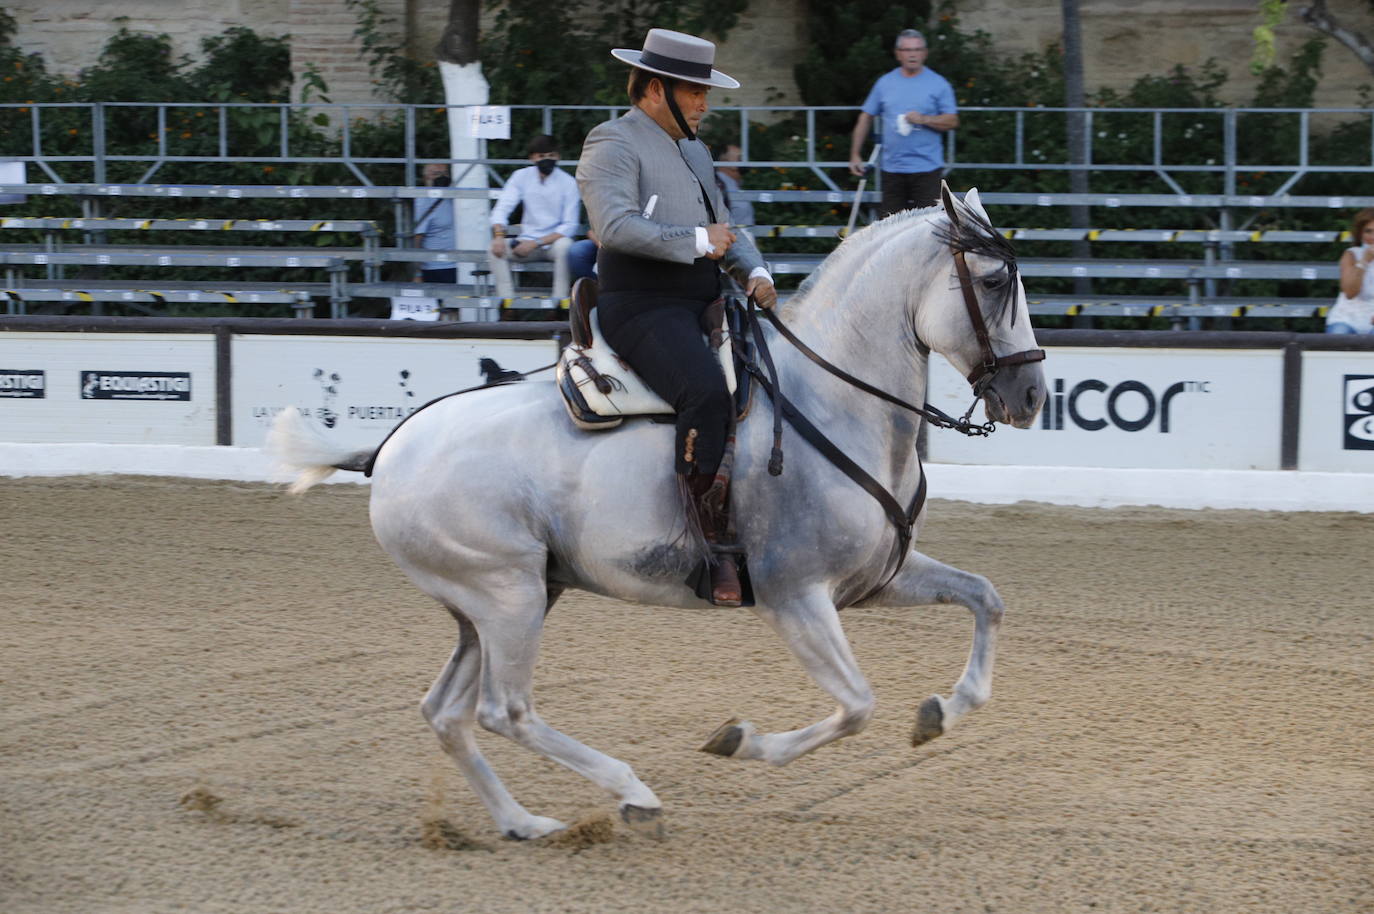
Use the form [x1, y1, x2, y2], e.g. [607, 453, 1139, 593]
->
[1, 475, 1370, 913]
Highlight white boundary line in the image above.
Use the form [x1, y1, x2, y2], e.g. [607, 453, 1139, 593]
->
[1, 443, 1372, 513]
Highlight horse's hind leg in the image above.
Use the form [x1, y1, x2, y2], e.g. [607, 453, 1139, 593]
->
[702, 589, 875, 766]
[859, 550, 1005, 746]
[465, 585, 664, 835]
[420, 612, 566, 840]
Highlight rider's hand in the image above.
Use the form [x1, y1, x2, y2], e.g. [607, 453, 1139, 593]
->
[848, 155, 866, 178]
[704, 223, 735, 260]
[747, 276, 777, 310]
[512, 239, 539, 257]
[489, 238, 507, 258]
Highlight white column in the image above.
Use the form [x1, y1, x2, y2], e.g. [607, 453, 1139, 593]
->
[439, 60, 492, 316]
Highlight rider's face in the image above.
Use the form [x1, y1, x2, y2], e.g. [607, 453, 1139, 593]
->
[647, 78, 711, 139]
[673, 83, 710, 131]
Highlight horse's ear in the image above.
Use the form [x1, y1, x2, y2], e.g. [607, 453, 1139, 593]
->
[940, 180, 961, 226]
[963, 186, 987, 219]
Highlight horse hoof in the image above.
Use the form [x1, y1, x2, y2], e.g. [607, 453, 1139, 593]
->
[503, 815, 567, 841]
[699, 717, 746, 757]
[619, 803, 665, 840]
[911, 695, 945, 747]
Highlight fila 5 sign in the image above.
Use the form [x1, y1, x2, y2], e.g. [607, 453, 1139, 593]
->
[927, 347, 1285, 470]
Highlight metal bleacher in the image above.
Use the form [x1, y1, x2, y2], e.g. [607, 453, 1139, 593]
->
[747, 221, 1353, 320]
[0, 183, 1370, 324]
[0, 184, 568, 318]
[2, 100, 1370, 323]
[0, 212, 387, 317]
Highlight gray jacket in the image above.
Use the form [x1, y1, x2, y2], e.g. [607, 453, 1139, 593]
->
[576, 106, 765, 290]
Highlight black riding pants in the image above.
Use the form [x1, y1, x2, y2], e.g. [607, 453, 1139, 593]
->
[598, 292, 731, 477]
[879, 168, 943, 217]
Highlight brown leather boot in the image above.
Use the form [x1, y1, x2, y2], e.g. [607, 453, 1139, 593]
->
[686, 472, 743, 607]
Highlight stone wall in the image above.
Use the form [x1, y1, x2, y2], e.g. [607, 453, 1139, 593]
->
[7, 0, 292, 80]
[951, 0, 1374, 107]
[5, 0, 1372, 107]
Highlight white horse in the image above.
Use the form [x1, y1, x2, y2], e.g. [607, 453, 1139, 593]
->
[269, 187, 1046, 840]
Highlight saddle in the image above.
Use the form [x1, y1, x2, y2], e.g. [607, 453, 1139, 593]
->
[556, 279, 745, 431]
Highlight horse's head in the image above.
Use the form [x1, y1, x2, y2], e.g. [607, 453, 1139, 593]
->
[913, 185, 1046, 429]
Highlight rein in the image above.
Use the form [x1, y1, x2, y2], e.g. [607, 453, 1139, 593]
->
[743, 301, 925, 601]
[758, 301, 998, 438]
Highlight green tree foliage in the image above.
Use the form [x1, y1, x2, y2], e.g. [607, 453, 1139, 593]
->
[792, 0, 933, 110]
[1252, 0, 1374, 78]
[345, 0, 443, 103]
[478, 0, 747, 157]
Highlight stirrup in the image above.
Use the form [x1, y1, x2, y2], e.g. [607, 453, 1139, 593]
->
[708, 553, 744, 607]
[687, 544, 754, 607]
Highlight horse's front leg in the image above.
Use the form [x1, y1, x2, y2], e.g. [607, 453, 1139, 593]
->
[857, 550, 1005, 745]
[701, 589, 874, 766]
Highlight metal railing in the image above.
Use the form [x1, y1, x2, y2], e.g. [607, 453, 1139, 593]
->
[4, 102, 1372, 194]
[2, 101, 1371, 327]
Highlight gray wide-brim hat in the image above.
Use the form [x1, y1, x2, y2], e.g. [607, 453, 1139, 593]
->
[611, 28, 740, 90]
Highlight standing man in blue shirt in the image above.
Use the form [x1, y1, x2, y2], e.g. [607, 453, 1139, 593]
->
[848, 29, 959, 217]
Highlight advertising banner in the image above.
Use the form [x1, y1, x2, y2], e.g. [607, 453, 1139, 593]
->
[1298, 349, 1374, 473]
[231, 335, 561, 449]
[0, 332, 214, 444]
[926, 347, 1285, 470]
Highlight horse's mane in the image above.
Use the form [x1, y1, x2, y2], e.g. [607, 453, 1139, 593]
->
[787, 198, 1020, 328]
[787, 205, 943, 312]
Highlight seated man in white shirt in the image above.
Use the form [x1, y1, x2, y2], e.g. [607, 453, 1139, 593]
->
[489, 134, 581, 304]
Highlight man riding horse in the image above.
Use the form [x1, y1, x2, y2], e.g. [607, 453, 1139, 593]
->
[576, 29, 778, 607]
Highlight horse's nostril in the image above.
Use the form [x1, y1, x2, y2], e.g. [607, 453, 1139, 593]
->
[1026, 386, 1039, 409]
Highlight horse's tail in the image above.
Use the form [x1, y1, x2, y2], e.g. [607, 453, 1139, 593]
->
[265, 409, 373, 495]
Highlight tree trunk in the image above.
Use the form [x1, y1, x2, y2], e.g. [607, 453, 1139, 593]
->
[435, 0, 489, 298]
[1300, 0, 1374, 77]
[435, 0, 481, 65]
[1062, 0, 1092, 310]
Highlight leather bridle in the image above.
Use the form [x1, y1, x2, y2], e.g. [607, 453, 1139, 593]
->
[951, 247, 1045, 398]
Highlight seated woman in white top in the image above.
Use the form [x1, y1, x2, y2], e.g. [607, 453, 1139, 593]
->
[1326, 207, 1374, 335]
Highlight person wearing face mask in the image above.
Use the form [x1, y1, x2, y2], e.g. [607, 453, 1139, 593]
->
[577, 28, 777, 607]
[488, 134, 582, 308]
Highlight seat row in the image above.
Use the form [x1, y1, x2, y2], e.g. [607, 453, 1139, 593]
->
[0, 187, 1362, 322]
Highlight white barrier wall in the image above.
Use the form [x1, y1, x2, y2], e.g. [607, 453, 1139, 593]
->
[1299, 351, 1374, 473]
[0, 332, 215, 445]
[928, 346, 1374, 474]
[0, 331, 560, 449]
[231, 335, 560, 449]
[2, 330, 1371, 482]
[928, 347, 1284, 470]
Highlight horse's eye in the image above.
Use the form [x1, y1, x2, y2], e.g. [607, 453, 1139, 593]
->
[982, 272, 1007, 290]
